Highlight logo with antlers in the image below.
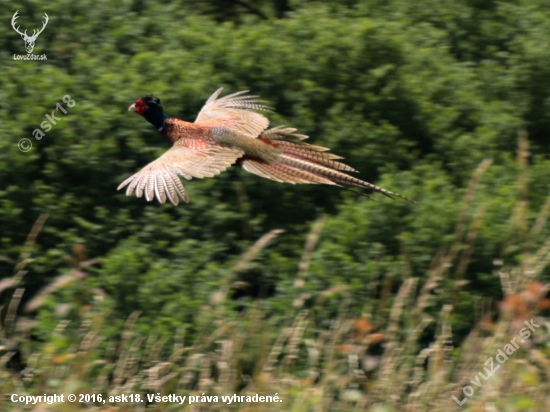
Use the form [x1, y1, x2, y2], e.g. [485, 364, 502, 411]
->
[11, 10, 49, 54]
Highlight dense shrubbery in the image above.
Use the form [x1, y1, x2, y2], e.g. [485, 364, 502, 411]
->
[1, 0, 550, 410]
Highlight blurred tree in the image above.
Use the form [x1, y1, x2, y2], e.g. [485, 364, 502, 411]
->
[1, 0, 550, 344]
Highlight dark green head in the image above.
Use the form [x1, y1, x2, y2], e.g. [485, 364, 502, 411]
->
[128, 94, 168, 130]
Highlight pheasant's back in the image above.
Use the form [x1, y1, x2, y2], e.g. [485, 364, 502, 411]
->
[161, 118, 213, 146]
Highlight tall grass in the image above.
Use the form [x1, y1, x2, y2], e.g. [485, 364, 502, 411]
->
[1, 132, 549, 411]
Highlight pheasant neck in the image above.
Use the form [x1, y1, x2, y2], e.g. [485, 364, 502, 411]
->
[144, 109, 169, 131]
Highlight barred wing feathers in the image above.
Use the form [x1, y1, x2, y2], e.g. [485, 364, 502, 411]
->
[195, 88, 271, 137]
[118, 144, 244, 206]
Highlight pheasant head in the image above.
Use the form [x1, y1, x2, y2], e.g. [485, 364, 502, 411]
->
[128, 95, 168, 129]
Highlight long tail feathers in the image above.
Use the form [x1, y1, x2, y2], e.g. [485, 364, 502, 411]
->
[241, 126, 419, 206]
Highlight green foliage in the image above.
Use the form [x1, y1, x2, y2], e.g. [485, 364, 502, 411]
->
[2, 1, 550, 409]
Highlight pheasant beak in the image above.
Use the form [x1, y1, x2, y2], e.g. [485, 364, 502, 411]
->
[128, 103, 136, 112]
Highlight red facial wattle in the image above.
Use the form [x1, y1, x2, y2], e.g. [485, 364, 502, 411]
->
[133, 99, 148, 116]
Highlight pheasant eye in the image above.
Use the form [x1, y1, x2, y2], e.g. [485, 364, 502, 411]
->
[134, 99, 148, 115]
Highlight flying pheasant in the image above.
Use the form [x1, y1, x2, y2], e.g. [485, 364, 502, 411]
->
[119, 88, 417, 206]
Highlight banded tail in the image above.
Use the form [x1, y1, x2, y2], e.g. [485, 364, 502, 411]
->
[240, 126, 418, 205]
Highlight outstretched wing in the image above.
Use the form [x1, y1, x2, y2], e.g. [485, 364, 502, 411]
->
[195, 88, 271, 137]
[117, 144, 244, 206]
